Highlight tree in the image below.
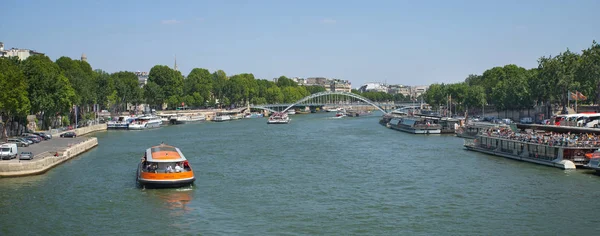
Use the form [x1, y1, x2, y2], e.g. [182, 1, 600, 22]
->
[185, 68, 213, 106]
[0, 58, 31, 138]
[276, 76, 297, 87]
[148, 65, 183, 109]
[111, 71, 142, 112]
[143, 81, 164, 110]
[21, 54, 75, 129]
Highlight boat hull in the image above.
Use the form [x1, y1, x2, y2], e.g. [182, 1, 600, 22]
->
[137, 164, 195, 188]
[464, 144, 576, 170]
[128, 121, 161, 130]
[390, 125, 441, 134]
[267, 120, 290, 124]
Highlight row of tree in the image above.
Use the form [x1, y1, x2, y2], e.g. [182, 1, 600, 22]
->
[423, 41, 600, 115]
[3, 54, 383, 132]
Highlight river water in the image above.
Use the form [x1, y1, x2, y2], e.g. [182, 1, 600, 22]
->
[1, 112, 600, 235]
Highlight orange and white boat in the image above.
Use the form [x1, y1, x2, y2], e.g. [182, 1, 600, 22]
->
[137, 143, 195, 188]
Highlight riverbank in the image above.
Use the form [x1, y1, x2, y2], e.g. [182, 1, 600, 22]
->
[0, 124, 105, 178]
[0, 137, 98, 177]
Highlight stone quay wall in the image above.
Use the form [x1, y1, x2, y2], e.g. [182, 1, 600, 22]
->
[0, 137, 98, 177]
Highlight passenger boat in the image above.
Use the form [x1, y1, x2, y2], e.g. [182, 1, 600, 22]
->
[214, 115, 232, 122]
[159, 114, 175, 124]
[463, 127, 598, 169]
[170, 114, 206, 124]
[335, 111, 346, 117]
[287, 109, 296, 115]
[346, 109, 372, 117]
[585, 151, 600, 173]
[107, 116, 135, 129]
[137, 143, 195, 188]
[387, 116, 442, 134]
[267, 112, 290, 124]
[128, 115, 162, 130]
[456, 122, 506, 139]
[244, 113, 264, 118]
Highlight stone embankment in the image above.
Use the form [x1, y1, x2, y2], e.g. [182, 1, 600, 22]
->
[0, 137, 98, 177]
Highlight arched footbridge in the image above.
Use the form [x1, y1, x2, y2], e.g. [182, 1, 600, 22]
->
[242, 91, 390, 114]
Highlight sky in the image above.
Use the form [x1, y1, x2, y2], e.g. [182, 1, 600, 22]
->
[1, 0, 599, 86]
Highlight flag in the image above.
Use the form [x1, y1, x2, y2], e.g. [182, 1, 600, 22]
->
[569, 91, 587, 101]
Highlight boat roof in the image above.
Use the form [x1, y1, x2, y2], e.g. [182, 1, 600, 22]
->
[145, 144, 187, 162]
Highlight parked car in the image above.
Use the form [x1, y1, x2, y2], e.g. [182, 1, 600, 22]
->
[33, 132, 52, 140]
[60, 132, 77, 138]
[7, 138, 29, 147]
[22, 133, 42, 142]
[19, 151, 33, 160]
[23, 136, 40, 143]
[18, 137, 34, 145]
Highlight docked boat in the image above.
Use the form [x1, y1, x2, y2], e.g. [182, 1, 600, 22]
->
[137, 143, 195, 188]
[463, 127, 597, 170]
[387, 116, 442, 134]
[287, 109, 296, 115]
[107, 116, 135, 129]
[267, 112, 290, 124]
[585, 151, 600, 173]
[170, 114, 205, 124]
[244, 113, 264, 118]
[335, 111, 346, 117]
[159, 113, 175, 124]
[455, 122, 506, 139]
[346, 109, 372, 117]
[214, 115, 232, 122]
[128, 115, 162, 130]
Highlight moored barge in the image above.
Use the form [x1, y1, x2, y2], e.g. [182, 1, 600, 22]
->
[464, 127, 598, 169]
[387, 116, 442, 134]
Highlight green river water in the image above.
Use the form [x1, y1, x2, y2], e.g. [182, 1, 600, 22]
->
[1, 112, 600, 235]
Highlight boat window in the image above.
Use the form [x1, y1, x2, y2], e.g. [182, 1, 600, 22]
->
[142, 161, 190, 173]
[151, 146, 178, 153]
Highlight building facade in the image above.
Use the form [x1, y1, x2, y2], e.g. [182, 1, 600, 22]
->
[136, 71, 149, 87]
[0, 42, 44, 61]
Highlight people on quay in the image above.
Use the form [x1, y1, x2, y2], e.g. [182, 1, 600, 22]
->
[481, 127, 600, 148]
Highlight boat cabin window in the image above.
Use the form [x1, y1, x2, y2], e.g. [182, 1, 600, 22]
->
[151, 146, 178, 153]
[142, 161, 191, 173]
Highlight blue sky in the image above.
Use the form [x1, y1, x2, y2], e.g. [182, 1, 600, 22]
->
[1, 0, 599, 86]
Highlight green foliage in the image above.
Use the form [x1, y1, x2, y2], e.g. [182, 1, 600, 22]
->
[0, 58, 31, 128]
[148, 65, 183, 108]
[21, 54, 75, 129]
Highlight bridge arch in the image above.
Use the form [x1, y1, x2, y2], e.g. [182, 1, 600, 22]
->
[282, 91, 387, 114]
[242, 106, 278, 113]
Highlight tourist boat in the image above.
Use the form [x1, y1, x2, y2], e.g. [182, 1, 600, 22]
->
[585, 151, 600, 173]
[387, 116, 442, 134]
[456, 122, 505, 139]
[214, 114, 232, 122]
[137, 143, 195, 188]
[159, 113, 175, 124]
[463, 127, 597, 170]
[128, 115, 162, 130]
[170, 114, 206, 124]
[379, 111, 408, 126]
[244, 113, 264, 118]
[267, 112, 290, 124]
[335, 111, 346, 117]
[107, 116, 135, 129]
[287, 109, 296, 115]
[345, 109, 372, 117]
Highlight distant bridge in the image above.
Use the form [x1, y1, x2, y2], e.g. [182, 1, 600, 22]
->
[240, 91, 425, 114]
